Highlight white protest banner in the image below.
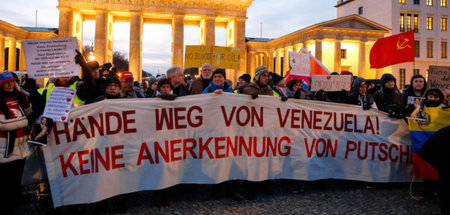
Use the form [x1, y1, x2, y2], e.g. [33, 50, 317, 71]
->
[310, 75, 352, 92]
[428, 66, 450, 91]
[289, 51, 310, 77]
[22, 37, 80, 78]
[44, 94, 412, 207]
[43, 87, 76, 122]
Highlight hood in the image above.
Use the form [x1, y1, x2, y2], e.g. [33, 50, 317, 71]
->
[380, 73, 396, 86]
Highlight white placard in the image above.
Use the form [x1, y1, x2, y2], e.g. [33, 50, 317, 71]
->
[289, 51, 310, 77]
[22, 37, 80, 78]
[310, 75, 353, 92]
[43, 87, 76, 122]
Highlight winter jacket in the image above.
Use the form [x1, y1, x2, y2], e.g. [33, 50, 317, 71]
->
[190, 76, 211, 95]
[0, 91, 32, 164]
[242, 82, 273, 96]
[346, 77, 377, 109]
[201, 81, 233, 94]
[373, 74, 402, 113]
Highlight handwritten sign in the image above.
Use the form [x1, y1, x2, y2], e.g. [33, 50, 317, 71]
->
[310, 75, 352, 92]
[43, 87, 76, 122]
[22, 37, 80, 78]
[289, 51, 310, 77]
[428, 66, 450, 91]
[185, 45, 240, 70]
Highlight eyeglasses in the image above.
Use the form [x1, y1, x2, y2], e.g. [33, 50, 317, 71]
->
[261, 74, 270, 77]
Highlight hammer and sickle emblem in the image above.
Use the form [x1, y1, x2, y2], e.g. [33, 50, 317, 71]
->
[397, 37, 411, 50]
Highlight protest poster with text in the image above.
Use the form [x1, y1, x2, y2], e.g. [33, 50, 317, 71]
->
[310, 75, 352, 92]
[22, 37, 80, 78]
[185, 45, 240, 70]
[428, 66, 450, 91]
[44, 94, 412, 207]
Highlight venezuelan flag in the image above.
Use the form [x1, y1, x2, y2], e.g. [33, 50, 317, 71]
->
[408, 107, 450, 180]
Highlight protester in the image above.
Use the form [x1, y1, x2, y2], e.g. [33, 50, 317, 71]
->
[85, 61, 108, 104]
[39, 50, 95, 107]
[401, 74, 427, 108]
[146, 78, 158, 97]
[373, 73, 403, 117]
[345, 77, 377, 110]
[94, 77, 123, 102]
[271, 73, 286, 97]
[167, 65, 189, 96]
[190, 63, 213, 94]
[134, 81, 145, 96]
[120, 71, 145, 98]
[141, 81, 148, 92]
[242, 66, 273, 97]
[418, 125, 450, 215]
[152, 78, 177, 101]
[424, 88, 446, 107]
[0, 71, 33, 213]
[234, 73, 251, 94]
[201, 69, 233, 94]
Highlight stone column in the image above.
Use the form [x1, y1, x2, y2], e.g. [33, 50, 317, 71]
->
[358, 41, 366, 78]
[275, 49, 282, 75]
[0, 34, 4, 71]
[129, 12, 143, 81]
[268, 50, 274, 72]
[264, 52, 270, 68]
[284, 46, 292, 75]
[249, 51, 256, 78]
[8, 38, 16, 71]
[58, 8, 72, 38]
[19, 44, 26, 71]
[95, 10, 111, 64]
[315, 39, 322, 62]
[200, 16, 215, 46]
[172, 14, 184, 67]
[334, 40, 342, 74]
[294, 43, 303, 52]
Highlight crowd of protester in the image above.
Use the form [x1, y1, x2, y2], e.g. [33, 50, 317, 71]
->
[1, 51, 449, 214]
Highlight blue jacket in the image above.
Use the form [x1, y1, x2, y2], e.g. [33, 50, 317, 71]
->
[201, 82, 233, 94]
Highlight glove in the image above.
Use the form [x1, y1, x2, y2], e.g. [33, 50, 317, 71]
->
[281, 96, 288, 102]
[22, 78, 38, 93]
[362, 104, 371, 110]
[74, 50, 87, 67]
[250, 93, 258, 99]
[160, 94, 177, 101]
[404, 104, 415, 116]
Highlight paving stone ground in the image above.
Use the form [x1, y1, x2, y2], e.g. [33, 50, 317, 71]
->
[15, 179, 440, 215]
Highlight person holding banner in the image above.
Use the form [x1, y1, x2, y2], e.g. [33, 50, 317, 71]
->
[424, 88, 446, 108]
[234, 74, 251, 94]
[120, 71, 145, 98]
[190, 63, 213, 94]
[38, 50, 96, 107]
[167, 65, 189, 97]
[373, 73, 403, 117]
[201, 69, 233, 94]
[94, 77, 123, 102]
[345, 77, 377, 110]
[242, 66, 273, 97]
[271, 73, 286, 97]
[0, 71, 33, 213]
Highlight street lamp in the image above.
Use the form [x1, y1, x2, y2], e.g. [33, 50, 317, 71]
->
[88, 51, 95, 61]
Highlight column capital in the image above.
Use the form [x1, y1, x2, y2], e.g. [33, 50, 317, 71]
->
[57, 6, 72, 12]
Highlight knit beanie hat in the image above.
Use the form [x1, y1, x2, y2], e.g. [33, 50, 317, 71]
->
[272, 73, 283, 85]
[0, 71, 16, 85]
[212, 68, 226, 79]
[254, 65, 269, 81]
[239, 74, 251, 84]
[105, 77, 121, 88]
[157, 78, 173, 91]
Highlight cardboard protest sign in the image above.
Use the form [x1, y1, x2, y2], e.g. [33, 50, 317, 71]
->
[22, 37, 80, 78]
[310, 75, 352, 92]
[44, 94, 412, 207]
[428, 66, 450, 91]
[43, 87, 76, 122]
[289, 51, 310, 77]
[185, 45, 240, 70]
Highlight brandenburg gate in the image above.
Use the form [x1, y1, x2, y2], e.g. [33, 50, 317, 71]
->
[58, 0, 253, 81]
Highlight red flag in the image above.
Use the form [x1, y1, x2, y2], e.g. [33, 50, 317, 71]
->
[370, 31, 414, 69]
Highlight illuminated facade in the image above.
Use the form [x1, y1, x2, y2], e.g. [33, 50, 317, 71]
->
[0, 20, 57, 72]
[58, 0, 254, 82]
[336, 0, 450, 88]
[245, 15, 390, 79]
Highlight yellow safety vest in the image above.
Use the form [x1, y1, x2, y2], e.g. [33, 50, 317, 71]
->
[39, 82, 85, 105]
[273, 90, 280, 97]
